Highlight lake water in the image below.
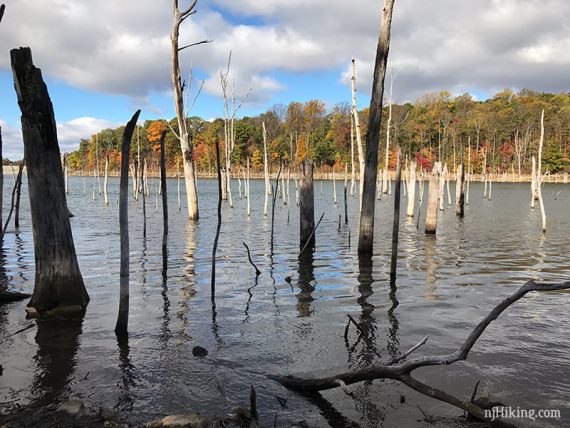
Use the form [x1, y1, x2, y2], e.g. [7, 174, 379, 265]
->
[0, 176, 569, 427]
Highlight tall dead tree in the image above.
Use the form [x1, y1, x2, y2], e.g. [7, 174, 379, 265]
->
[115, 110, 141, 336]
[455, 149, 465, 217]
[171, 0, 207, 220]
[358, 0, 396, 255]
[425, 162, 441, 234]
[159, 130, 168, 253]
[537, 109, 546, 233]
[389, 148, 401, 282]
[351, 58, 365, 209]
[11, 47, 89, 314]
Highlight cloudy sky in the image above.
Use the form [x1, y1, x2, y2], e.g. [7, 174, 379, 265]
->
[0, 0, 569, 159]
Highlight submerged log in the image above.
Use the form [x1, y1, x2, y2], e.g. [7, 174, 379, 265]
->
[115, 110, 141, 336]
[11, 47, 89, 314]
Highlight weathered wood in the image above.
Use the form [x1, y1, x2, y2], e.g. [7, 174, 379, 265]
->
[11, 47, 89, 314]
[358, 0, 395, 254]
[142, 159, 147, 238]
[272, 280, 570, 427]
[160, 130, 168, 251]
[351, 58, 365, 209]
[389, 148, 401, 282]
[246, 157, 251, 217]
[1, 161, 24, 241]
[262, 122, 269, 216]
[425, 162, 441, 234]
[14, 160, 23, 228]
[103, 155, 109, 205]
[211, 135, 222, 296]
[455, 148, 465, 217]
[537, 109, 546, 233]
[406, 160, 416, 217]
[115, 110, 140, 336]
[299, 160, 315, 250]
[171, 0, 200, 220]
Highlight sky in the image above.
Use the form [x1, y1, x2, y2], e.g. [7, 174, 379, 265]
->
[1, 0, 569, 159]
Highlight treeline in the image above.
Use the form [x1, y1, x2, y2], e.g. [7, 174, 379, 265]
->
[67, 88, 570, 176]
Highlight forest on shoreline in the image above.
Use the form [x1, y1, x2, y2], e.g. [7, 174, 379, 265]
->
[65, 88, 570, 177]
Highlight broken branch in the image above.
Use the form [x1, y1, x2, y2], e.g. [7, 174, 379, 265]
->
[243, 242, 261, 276]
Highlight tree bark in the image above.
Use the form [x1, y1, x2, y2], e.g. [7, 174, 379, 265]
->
[103, 155, 109, 206]
[406, 160, 416, 217]
[11, 47, 89, 314]
[455, 150, 465, 218]
[160, 131, 168, 252]
[390, 148, 401, 282]
[115, 110, 140, 336]
[351, 58, 365, 210]
[171, 0, 199, 220]
[537, 109, 546, 233]
[263, 122, 270, 216]
[299, 160, 315, 250]
[425, 162, 441, 234]
[358, 0, 395, 254]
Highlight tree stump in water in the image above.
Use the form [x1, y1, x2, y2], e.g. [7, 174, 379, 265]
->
[11, 47, 89, 314]
[299, 160, 315, 250]
[425, 162, 441, 234]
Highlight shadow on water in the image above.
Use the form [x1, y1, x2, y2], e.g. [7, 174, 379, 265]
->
[31, 318, 82, 408]
[177, 223, 197, 344]
[296, 250, 315, 318]
[425, 235, 439, 300]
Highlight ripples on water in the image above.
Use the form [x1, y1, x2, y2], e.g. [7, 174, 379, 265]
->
[1, 177, 569, 426]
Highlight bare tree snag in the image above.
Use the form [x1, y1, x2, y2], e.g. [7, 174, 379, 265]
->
[115, 110, 140, 336]
[14, 159, 23, 228]
[211, 135, 222, 297]
[243, 242, 261, 276]
[263, 122, 269, 216]
[271, 280, 570, 427]
[1, 160, 24, 241]
[103, 155, 109, 206]
[358, 0, 395, 255]
[171, 0, 202, 220]
[160, 131, 168, 252]
[351, 58, 365, 209]
[0, 4, 5, 24]
[425, 162, 441, 234]
[537, 109, 546, 233]
[299, 160, 315, 251]
[271, 164, 282, 254]
[11, 47, 89, 315]
[455, 150, 465, 218]
[350, 114, 355, 196]
[406, 160, 416, 217]
[246, 157, 251, 217]
[389, 148, 401, 283]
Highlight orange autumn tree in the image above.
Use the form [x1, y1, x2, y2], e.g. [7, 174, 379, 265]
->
[148, 120, 167, 152]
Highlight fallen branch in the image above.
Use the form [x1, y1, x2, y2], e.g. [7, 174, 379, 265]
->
[270, 280, 570, 427]
[243, 242, 261, 276]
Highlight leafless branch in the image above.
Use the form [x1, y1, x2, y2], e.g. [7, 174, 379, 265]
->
[243, 242, 261, 276]
[386, 335, 429, 365]
[179, 0, 198, 22]
[299, 212, 325, 256]
[270, 280, 570, 427]
[178, 39, 212, 52]
[0, 4, 5, 24]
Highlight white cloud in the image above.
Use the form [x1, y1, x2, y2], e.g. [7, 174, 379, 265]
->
[1, 0, 569, 111]
[0, 117, 117, 160]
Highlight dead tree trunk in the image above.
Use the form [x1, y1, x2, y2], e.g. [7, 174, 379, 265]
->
[358, 0, 395, 255]
[115, 110, 140, 336]
[142, 159, 147, 238]
[299, 160, 315, 250]
[406, 160, 416, 217]
[425, 162, 441, 234]
[390, 148, 401, 283]
[11, 47, 89, 315]
[263, 122, 270, 216]
[171, 0, 201, 220]
[455, 150, 465, 218]
[351, 58, 365, 210]
[537, 109, 546, 233]
[103, 155, 109, 206]
[160, 131, 168, 253]
[15, 160, 23, 229]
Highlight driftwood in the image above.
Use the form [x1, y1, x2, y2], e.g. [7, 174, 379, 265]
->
[270, 280, 570, 427]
